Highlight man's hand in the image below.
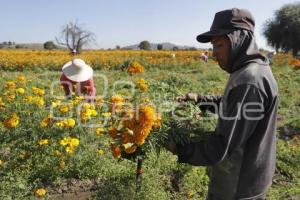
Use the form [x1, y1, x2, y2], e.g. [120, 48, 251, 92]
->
[176, 93, 198, 102]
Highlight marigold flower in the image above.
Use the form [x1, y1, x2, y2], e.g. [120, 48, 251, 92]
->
[66, 118, 76, 128]
[5, 81, 16, 90]
[32, 87, 45, 96]
[123, 143, 137, 154]
[110, 95, 124, 104]
[4, 113, 19, 128]
[127, 61, 145, 74]
[97, 149, 104, 155]
[17, 75, 26, 84]
[96, 127, 105, 136]
[16, 87, 25, 94]
[111, 144, 121, 158]
[35, 188, 46, 198]
[108, 127, 118, 138]
[135, 78, 148, 92]
[59, 105, 70, 113]
[38, 139, 49, 146]
[40, 115, 53, 128]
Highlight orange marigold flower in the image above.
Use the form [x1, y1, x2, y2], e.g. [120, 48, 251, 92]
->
[111, 144, 121, 158]
[108, 127, 118, 138]
[124, 145, 137, 154]
[127, 61, 145, 74]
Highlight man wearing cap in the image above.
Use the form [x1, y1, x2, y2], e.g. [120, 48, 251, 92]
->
[60, 58, 96, 98]
[166, 8, 278, 199]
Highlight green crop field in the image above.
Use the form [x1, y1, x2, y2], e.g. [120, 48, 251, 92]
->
[0, 57, 300, 200]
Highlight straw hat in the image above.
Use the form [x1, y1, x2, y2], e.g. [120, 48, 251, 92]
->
[62, 59, 93, 82]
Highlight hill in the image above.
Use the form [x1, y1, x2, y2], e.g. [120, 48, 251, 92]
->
[122, 42, 197, 50]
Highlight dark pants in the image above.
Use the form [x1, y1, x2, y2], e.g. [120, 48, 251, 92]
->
[206, 193, 266, 200]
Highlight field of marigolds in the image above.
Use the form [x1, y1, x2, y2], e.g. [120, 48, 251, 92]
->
[0, 49, 300, 200]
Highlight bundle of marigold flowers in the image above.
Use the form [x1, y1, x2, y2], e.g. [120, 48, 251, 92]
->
[109, 102, 161, 159]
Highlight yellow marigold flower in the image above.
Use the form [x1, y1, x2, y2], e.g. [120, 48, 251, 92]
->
[51, 100, 61, 108]
[82, 103, 92, 109]
[96, 127, 105, 136]
[16, 88, 25, 94]
[17, 75, 26, 84]
[66, 118, 76, 128]
[7, 94, 15, 101]
[32, 87, 45, 96]
[5, 81, 16, 90]
[91, 109, 98, 117]
[135, 78, 148, 92]
[95, 97, 104, 104]
[65, 146, 74, 153]
[38, 139, 48, 146]
[40, 116, 53, 128]
[4, 113, 19, 128]
[70, 138, 80, 147]
[35, 188, 46, 198]
[32, 97, 44, 107]
[110, 95, 124, 104]
[59, 137, 79, 153]
[97, 149, 104, 156]
[59, 105, 70, 113]
[0, 159, 3, 166]
[24, 95, 33, 103]
[55, 121, 65, 127]
[59, 137, 69, 146]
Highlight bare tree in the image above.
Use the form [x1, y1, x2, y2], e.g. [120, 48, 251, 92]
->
[56, 21, 96, 54]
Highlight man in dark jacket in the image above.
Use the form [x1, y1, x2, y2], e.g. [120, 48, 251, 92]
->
[166, 8, 278, 200]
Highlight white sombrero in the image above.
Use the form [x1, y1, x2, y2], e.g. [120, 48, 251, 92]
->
[62, 58, 93, 82]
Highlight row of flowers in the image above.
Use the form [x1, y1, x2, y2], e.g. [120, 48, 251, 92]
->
[0, 49, 208, 71]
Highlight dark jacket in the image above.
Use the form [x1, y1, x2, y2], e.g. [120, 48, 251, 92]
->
[177, 30, 278, 199]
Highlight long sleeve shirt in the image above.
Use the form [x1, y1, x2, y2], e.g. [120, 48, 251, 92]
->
[177, 63, 278, 199]
[60, 74, 96, 97]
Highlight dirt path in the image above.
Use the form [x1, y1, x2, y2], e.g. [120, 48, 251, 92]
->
[50, 191, 92, 200]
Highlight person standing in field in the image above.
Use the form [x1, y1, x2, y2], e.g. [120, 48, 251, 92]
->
[165, 8, 278, 200]
[60, 58, 96, 99]
[200, 51, 209, 62]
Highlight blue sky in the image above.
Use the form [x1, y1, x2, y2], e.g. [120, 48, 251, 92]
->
[0, 0, 298, 50]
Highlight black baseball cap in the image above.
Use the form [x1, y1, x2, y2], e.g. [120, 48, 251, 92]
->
[196, 8, 255, 43]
